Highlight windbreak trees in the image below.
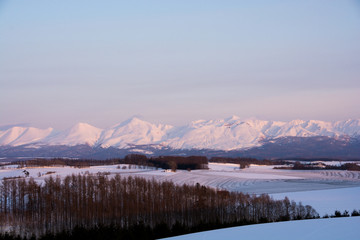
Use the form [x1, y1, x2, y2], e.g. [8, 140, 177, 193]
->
[0, 174, 318, 237]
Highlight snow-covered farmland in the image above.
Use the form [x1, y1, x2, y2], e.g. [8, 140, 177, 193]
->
[1, 162, 359, 216]
[0, 164, 157, 183]
[127, 163, 360, 195]
[272, 187, 360, 216]
[161, 217, 360, 240]
[2, 163, 360, 195]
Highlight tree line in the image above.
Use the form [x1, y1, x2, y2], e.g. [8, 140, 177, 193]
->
[13, 155, 304, 171]
[14, 154, 209, 171]
[16, 155, 285, 171]
[210, 157, 285, 169]
[14, 158, 121, 169]
[274, 161, 360, 171]
[0, 174, 318, 239]
[124, 154, 208, 170]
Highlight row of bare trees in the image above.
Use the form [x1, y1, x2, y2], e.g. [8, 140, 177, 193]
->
[15, 155, 208, 171]
[0, 174, 318, 237]
[210, 157, 285, 168]
[124, 154, 208, 170]
[15, 158, 122, 168]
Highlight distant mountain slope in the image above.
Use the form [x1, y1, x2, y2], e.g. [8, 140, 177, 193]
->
[97, 118, 172, 148]
[1, 136, 360, 160]
[0, 117, 359, 151]
[45, 123, 103, 146]
[0, 126, 53, 146]
[237, 136, 360, 160]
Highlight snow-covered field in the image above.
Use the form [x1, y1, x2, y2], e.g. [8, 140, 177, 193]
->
[0, 164, 159, 183]
[129, 163, 360, 196]
[161, 217, 360, 240]
[1, 162, 359, 216]
[272, 187, 360, 216]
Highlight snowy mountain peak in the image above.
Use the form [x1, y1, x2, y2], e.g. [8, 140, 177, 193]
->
[0, 126, 53, 146]
[114, 117, 147, 128]
[225, 115, 241, 122]
[46, 123, 103, 146]
[97, 118, 173, 149]
[70, 122, 99, 132]
[288, 119, 306, 126]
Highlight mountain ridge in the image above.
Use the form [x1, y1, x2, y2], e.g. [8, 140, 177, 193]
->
[1, 117, 359, 150]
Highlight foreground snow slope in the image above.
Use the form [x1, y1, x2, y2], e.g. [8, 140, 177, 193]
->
[1, 117, 359, 150]
[161, 217, 360, 240]
[272, 187, 360, 216]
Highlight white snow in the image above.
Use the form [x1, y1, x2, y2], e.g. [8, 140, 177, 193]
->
[45, 122, 103, 146]
[272, 187, 360, 216]
[0, 164, 155, 183]
[0, 127, 53, 146]
[2, 163, 359, 197]
[97, 117, 172, 148]
[0, 157, 359, 240]
[161, 217, 360, 240]
[1, 117, 359, 150]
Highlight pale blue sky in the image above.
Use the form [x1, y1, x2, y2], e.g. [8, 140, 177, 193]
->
[1, 0, 359, 129]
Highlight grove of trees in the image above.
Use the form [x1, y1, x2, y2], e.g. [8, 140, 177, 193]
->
[17, 154, 209, 171]
[274, 161, 360, 171]
[0, 174, 318, 239]
[124, 154, 208, 170]
[210, 157, 285, 169]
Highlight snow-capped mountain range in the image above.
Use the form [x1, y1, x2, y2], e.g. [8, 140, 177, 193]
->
[1, 116, 359, 151]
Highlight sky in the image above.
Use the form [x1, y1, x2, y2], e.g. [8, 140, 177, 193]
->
[1, 0, 359, 130]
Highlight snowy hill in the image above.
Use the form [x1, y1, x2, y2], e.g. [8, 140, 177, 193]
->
[161, 217, 360, 240]
[0, 117, 360, 150]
